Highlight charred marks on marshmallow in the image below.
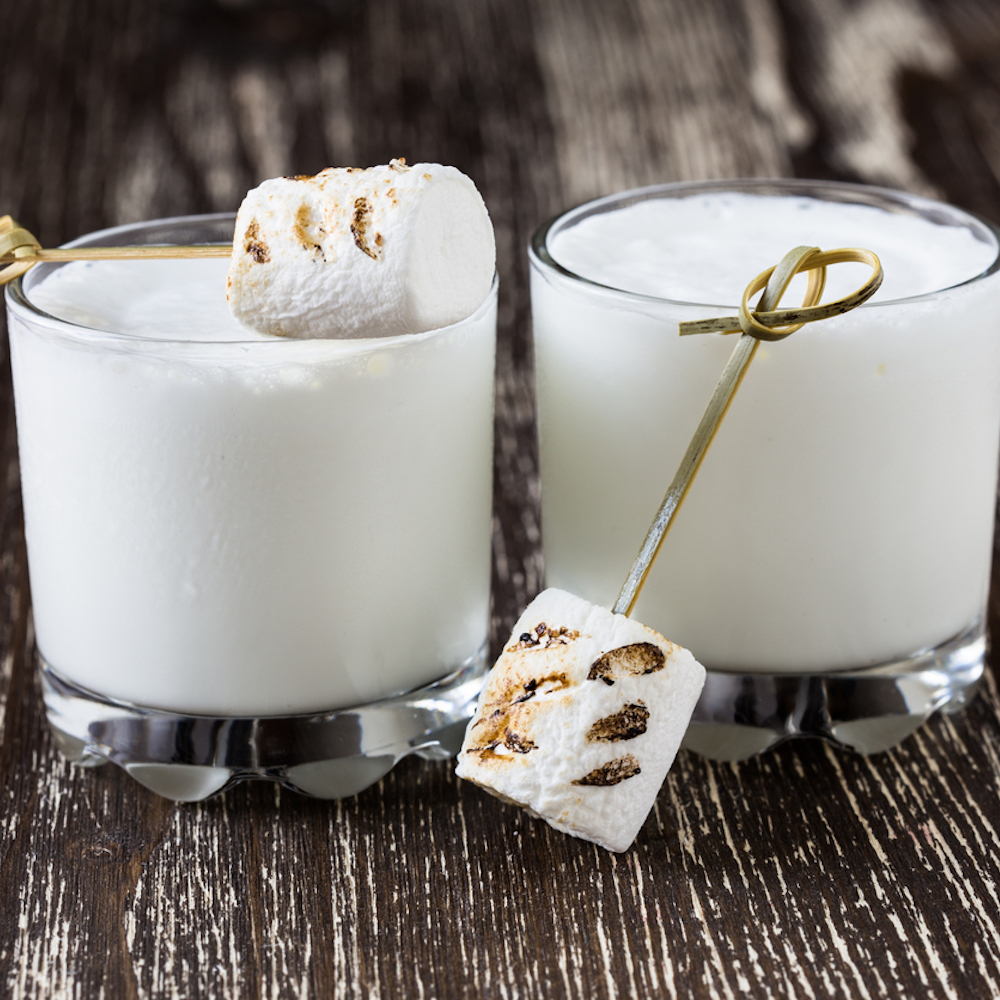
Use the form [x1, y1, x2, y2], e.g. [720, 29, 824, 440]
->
[588, 642, 665, 686]
[513, 672, 570, 704]
[466, 633, 662, 760]
[476, 729, 537, 758]
[509, 622, 580, 652]
[350, 197, 381, 260]
[244, 219, 270, 264]
[467, 707, 511, 748]
[293, 203, 326, 257]
[504, 731, 536, 754]
[587, 702, 649, 742]
[572, 754, 642, 787]
[466, 671, 570, 758]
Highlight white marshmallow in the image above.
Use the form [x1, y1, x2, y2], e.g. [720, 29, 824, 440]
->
[227, 160, 495, 339]
[456, 588, 706, 853]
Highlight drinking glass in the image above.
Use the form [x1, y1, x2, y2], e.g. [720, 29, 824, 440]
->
[6, 214, 497, 799]
[529, 179, 1000, 759]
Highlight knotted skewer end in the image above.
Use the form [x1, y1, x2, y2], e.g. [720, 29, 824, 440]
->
[678, 246, 883, 342]
[0, 217, 43, 286]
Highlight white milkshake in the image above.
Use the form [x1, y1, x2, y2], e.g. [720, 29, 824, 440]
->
[531, 185, 1000, 674]
[11, 252, 497, 715]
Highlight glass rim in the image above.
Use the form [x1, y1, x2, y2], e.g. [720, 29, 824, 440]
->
[528, 177, 1000, 310]
[5, 212, 499, 348]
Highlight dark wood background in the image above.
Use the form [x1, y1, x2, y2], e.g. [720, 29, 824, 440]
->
[4, 0, 1000, 996]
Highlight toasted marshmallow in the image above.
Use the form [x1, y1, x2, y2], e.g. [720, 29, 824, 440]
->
[456, 589, 706, 853]
[227, 160, 495, 339]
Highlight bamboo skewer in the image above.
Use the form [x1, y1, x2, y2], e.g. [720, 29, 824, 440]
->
[0, 216, 231, 287]
[612, 244, 883, 618]
[0, 246, 231, 263]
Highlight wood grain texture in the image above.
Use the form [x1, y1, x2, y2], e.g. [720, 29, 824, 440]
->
[3, 0, 1000, 996]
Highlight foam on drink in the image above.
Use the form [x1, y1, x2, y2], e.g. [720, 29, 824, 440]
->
[551, 192, 995, 302]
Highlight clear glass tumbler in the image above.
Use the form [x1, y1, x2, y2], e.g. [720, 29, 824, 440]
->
[529, 179, 1000, 760]
[6, 214, 498, 799]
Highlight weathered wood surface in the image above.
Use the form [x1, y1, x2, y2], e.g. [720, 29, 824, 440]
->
[4, 0, 1000, 996]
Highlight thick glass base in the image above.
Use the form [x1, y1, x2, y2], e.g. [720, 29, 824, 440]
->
[40, 647, 488, 801]
[681, 620, 986, 761]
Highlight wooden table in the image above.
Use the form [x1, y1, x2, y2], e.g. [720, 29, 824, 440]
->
[4, 0, 1000, 996]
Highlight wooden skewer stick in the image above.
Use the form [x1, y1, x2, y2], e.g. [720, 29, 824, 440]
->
[0, 215, 231, 286]
[612, 244, 883, 618]
[0, 246, 231, 263]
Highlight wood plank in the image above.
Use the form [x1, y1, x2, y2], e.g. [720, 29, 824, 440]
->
[3, 0, 1000, 996]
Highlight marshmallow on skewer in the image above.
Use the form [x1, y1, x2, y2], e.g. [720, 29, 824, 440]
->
[456, 589, 705, 853]
[227, 160, 495, 339]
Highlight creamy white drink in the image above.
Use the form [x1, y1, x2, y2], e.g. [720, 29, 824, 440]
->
[12, 254, 497, 715]
[531, 186, 1000, 674]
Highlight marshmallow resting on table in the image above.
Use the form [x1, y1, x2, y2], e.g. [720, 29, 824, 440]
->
[227, 160, 495, 339]
[456, 588, 706, 853]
